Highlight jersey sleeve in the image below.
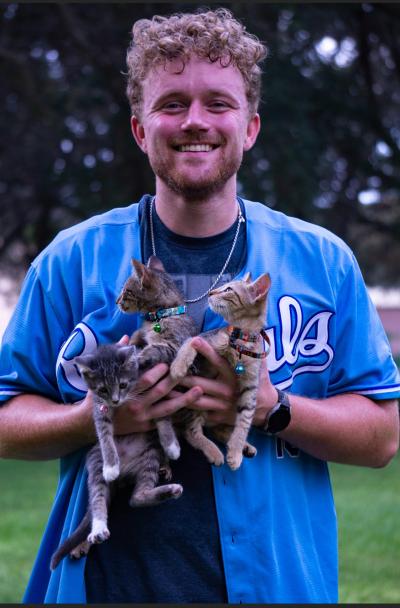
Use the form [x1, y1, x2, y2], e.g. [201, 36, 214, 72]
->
[327, 253, 400, 400]
[0, 265, 66, 404]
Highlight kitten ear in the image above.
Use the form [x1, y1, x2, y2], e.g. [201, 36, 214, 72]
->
[147, 255, 165, 272]
[249, 273, 271, 302]
[243, 271, 252, 283]
[131, 258, 152, 288]
[74, 355, 95, 378]
[131, 258, 145, 277]
[119, 345, 138, 363]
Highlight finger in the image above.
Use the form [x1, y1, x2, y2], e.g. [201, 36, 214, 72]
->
[150, 386, 203, 418]
[134, 370, 183, 407]
[186, 394, 233, 412]
[135, 363, 169, 393]
[190, 337, 235, 383]
[178, 375, 236, 401]
[118, 335, 130, 346]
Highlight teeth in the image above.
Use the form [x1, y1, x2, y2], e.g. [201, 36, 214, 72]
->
[179, 144, 213, 152]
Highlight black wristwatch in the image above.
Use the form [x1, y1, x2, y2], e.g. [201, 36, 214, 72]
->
[262, 388, 291, 434]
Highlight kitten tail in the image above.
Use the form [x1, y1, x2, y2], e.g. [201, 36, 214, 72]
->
[50, 512, 91, 571]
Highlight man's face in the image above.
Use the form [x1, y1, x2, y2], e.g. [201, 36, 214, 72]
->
[131, 56, 260, 199]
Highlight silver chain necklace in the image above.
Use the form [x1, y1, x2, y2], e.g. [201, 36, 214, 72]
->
[149, 196, 245, 304]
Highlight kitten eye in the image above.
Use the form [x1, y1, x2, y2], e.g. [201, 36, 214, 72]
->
[224, 287, 233, 292]
[119, 382, 128, 389]
[98, 387, 108, 394]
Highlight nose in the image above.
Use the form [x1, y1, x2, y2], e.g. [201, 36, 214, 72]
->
[181, 101, 209, 132]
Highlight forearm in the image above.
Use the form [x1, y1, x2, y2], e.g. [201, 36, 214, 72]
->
[255, 391, 399, 468]
[0, 394, 96, 460]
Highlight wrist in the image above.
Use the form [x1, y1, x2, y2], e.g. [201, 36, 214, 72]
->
[254, 386, 279, 427]
[260, 388, 292, 435]
[74, 393, 96, 444]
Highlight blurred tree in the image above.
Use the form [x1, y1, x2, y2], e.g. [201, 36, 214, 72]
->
[0, 3, 399, 285]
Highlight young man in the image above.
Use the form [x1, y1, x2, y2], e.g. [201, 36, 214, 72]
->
[0, 8, 399, 604]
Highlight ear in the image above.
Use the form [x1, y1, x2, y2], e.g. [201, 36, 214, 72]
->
[249, 273, 271, 302]
[119, 345, 138, 363]
[131, 258, 145, 277]
[130, 115, 148, 154]
[74, 355, 95, 378]
[243, 113, 261, 152]
[131, 259, 152, 288]
[243, 271, 252, 283]
[147, 255, 165, 272]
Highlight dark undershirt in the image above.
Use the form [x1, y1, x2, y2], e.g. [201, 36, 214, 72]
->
[85, 194, 247, 603]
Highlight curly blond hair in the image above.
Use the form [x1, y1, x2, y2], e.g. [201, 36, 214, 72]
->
[126, 8, 267, 119]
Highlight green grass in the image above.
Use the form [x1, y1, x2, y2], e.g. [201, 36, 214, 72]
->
[0, 455, 399, 603]
[330, 453, 400, 603]
[0, 459, 59, 603]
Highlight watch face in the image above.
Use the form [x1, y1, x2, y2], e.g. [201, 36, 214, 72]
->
[267, 406, 291, 433]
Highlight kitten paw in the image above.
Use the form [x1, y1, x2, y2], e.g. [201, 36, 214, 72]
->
[159, 463, 173, 481]
[70, 540, 91, 560]
[169, 359, 188, 381]
[226, 449, 243, 471]
[243, 442, 257, 458]
[206, 445, 225, 467]
[103, 463, 120, 482]
[88, 519, 110, 544]
[164, 440, 181, 461]
[163, 483, 183, 500]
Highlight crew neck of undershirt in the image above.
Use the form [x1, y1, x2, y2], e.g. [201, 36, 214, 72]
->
[151, 197, 246, 251]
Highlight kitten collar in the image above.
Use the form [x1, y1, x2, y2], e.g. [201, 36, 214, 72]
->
[227, 326, 271, 373]
[144, 305, 187, 322]
[144, 305, 187, 332]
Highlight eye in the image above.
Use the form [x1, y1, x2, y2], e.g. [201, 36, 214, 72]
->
[98, 386, 108, 394]
[224, 287, 233, 292]
[162, 101, 185, 112]
[119, 382, 128, 389]
[209, 100, 229, 111]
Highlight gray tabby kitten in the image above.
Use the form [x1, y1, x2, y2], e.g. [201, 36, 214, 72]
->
[116, 256, 225, 466]
[50, 343, 182, 570]
[170, 272, 271, 471]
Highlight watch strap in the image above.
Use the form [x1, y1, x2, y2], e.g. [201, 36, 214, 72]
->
[262, 388, 291, 434]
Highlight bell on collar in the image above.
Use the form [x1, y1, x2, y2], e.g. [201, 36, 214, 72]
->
[235, 361, 246, 375]
[153, 322, 162, 333]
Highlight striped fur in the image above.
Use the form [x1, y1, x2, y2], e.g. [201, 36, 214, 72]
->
[116, 256, 224, 466]
[50, 344, 182, 570]
[170, 272, 271, 470]
[50, 432, 180, 570]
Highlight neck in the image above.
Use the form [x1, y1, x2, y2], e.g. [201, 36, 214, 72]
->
[230, 304, 267, 334]
[154, 177, 239, 237]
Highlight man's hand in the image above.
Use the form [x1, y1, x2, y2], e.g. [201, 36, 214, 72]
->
[176, 337, 278, 427]
[113, 362, 203, 435]
[175, 337, 239, 425]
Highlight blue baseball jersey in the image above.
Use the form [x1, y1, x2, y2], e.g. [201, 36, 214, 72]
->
[0, 198, 399, 603]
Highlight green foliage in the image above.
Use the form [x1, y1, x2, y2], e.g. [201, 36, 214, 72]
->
[0, 455, 399, 602]
[1, 3, 400, 283]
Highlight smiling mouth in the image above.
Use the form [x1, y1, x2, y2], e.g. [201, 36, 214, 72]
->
[174, 144, 219, 152]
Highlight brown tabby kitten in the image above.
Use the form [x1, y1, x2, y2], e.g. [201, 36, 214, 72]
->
[116, 256, 225, 466]
[50, 343, 181, 570]
[170, 272, 271, 471]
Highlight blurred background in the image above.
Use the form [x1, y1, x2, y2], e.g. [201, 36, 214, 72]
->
[0, 2, 399, 603]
